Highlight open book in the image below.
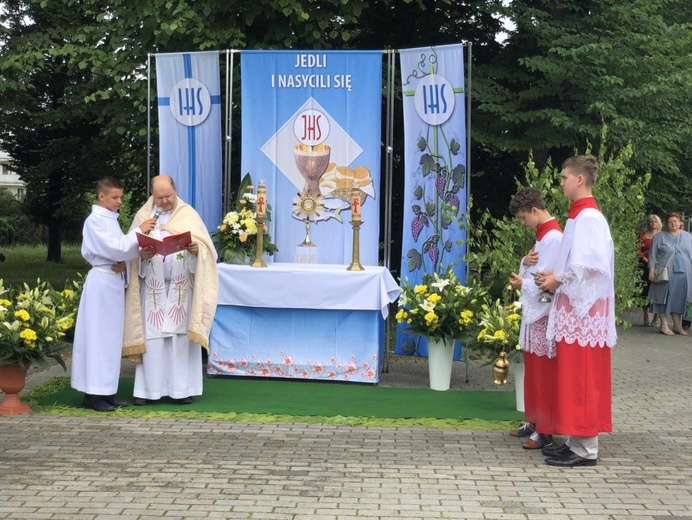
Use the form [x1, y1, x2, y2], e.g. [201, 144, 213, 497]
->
[137, 231, 192, 257]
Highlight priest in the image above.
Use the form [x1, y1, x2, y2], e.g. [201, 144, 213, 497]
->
[123, 175, 218, 405]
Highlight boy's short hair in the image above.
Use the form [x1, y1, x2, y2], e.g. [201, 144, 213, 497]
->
[562, 155, 599, 186]
[509, 187, 546, 215]
[96, 177, 123, 195]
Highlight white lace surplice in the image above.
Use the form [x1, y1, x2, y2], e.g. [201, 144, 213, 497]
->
[546, 208, 617, 348]
[519, 228, 562, 357]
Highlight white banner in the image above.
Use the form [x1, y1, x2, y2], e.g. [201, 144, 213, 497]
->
[396, 44, 468, 359]
[155, 51, 222, 230]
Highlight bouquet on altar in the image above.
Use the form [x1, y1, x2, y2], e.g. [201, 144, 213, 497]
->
[396, 268, 487, 344]
[474, 290, 523, 362]
[214, 174, 279, 264]
[0, 279, 75, 371]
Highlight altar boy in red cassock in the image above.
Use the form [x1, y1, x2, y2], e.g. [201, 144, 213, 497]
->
[537, 155, 617, 467]
[508, 187, 563, 450]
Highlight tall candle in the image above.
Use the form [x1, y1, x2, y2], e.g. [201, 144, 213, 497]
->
[257, 184, 267, 217]
[351, 187, 361, 222]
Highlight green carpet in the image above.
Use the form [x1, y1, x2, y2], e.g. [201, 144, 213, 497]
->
[37, 377, 522, 422]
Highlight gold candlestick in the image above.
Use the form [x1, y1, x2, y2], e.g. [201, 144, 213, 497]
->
[252, 214, 267, 268]
[347, 220, 365, 271]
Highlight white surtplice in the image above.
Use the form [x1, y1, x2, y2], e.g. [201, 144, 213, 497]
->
[71, 205, 142, 395]
[133, 210, 202, 400]
[518, 220, 563, 358]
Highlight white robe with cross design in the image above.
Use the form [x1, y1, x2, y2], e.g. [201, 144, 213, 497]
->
[133, 210, 202, 400]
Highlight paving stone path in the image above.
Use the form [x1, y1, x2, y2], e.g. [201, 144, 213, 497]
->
[2, 313, 692, 519]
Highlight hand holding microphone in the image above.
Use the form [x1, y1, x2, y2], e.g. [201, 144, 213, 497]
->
[138, 207, 163, 235]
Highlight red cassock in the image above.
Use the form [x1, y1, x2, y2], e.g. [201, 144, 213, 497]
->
[519, 218, 562, 434]
[550, 294, 612, 436]
[541, 197, 616, 437]
[524, 345, 557, 432]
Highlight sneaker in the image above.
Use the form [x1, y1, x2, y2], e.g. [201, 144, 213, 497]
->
[522, 432, 553, 449]
[509, 422, 535, 438]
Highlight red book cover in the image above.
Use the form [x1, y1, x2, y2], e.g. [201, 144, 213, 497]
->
[137, 231, 192, 257]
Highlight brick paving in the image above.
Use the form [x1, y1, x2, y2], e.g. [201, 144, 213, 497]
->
[2, 312, 692, 519]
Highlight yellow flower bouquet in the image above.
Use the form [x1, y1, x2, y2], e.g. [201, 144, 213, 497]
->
[475, 293, 523, 363]
[396, 268, 487, 344]
[214, 173, 278, 264]
[0, 279, 75, 371]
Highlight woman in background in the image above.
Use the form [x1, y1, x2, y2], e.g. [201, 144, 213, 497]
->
[648, 212, 692, 335]
[638, 215, 662, 326]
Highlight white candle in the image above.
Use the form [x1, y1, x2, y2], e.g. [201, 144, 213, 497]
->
[257, 185, 267, 217]
[351, 188, 361, 222]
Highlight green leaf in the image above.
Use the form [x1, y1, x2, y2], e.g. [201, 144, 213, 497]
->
[450, 138, 460, 155]
[407, 249, 422, 271]
[452, 164, 465, 188]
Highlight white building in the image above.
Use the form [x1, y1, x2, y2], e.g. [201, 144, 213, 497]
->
[0, 150, 25, 199]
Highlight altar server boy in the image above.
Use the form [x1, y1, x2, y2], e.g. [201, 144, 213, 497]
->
[538, 155, 617, 467]
[508, 187, 562, 450]
[71, 177, 156, 412]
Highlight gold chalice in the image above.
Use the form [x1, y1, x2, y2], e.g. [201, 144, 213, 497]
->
[293, 144, 330, 197]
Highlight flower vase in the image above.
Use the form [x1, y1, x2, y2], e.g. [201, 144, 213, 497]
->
[513, 362, 525, 412]
[427, 337, 454, 391]
[229, 252, 252, 265]
[0, 363, 32, 416]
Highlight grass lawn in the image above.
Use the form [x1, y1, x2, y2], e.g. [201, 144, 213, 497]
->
[1, 244, 89, 288]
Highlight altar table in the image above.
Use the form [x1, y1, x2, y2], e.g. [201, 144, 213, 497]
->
[208, 263, 400, 383]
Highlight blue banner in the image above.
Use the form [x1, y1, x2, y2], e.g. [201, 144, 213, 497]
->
[156, 51, 222, 231]
[241, 51, 382, 265]
[395, 44, 468, 359]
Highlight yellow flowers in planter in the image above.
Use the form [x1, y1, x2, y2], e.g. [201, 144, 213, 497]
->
[0, 279, 79, 371]
[475, 292, 523, 363]
[397, 268, 487, 344]
[214, 173, 278, 264]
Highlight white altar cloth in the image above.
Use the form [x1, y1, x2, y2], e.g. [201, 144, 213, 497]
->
[209, 263, 400, 383]
[216, 263, 400, 317]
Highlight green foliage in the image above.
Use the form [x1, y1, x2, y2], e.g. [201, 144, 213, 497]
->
[214, 173, 278, 263]
[396, 268, 488, 344]
[475, 0, 692, 216]
[473, 290, 523, 364]
[0, 279, 75, 371]
[466, 134, 649, 324]
[117, 193, 137, 234]
[0, 245, 89, 287]
[0, 218, 16, 246]
[0, 189, 23, 220]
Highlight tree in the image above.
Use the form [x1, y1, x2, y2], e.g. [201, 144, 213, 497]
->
[473, 0, 692, 216]
[0, 0, 394, 258]
[0, 1, 130, 260]
[466, 132, 649, 323]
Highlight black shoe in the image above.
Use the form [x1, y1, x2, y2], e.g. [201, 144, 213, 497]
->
[173, 396, 194, 405]
[541, 443, 572, 458]
[545, 450, 597, 467]
[103, 395, 129, 408]
[133, 397, 154, 406]
[83, 394, 116, 412]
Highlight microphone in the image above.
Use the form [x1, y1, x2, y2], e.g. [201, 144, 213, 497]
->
[145, 207, 163, 235]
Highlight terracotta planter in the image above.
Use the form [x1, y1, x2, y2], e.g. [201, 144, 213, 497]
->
[0, 363, 32, 416]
